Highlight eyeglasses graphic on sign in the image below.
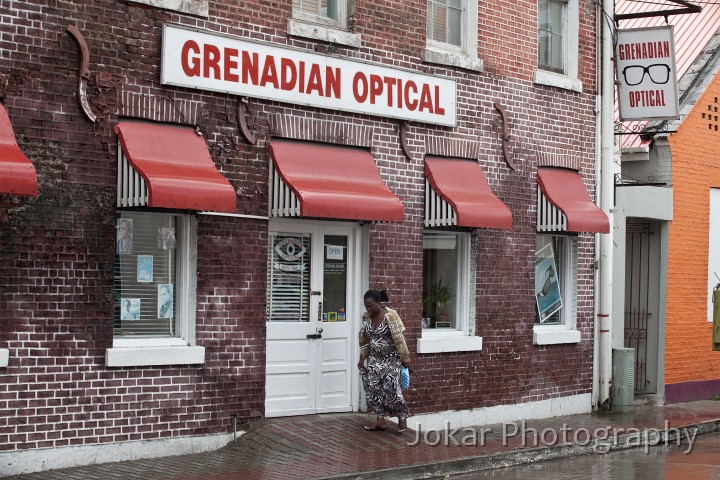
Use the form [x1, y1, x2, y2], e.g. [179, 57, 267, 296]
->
[622, 64, 671, 86]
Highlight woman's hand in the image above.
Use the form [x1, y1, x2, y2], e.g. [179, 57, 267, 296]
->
[357, 359, 365, 370]
[401, 360, 411, 369]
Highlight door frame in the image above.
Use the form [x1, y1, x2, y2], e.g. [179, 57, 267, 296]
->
[266, 218, 365, 416]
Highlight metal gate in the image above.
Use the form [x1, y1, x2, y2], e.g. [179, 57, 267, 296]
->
[624, 222, 655, 394]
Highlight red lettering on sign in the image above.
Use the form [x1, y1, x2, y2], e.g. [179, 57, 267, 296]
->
[419, 84, 433, 113]
[224, 48, 239, 82]
[325, 67, 340, 99]
[242, 51, 259, 85]
[369, 74, 383, 105]
[404, 81, 418, 111]
[260, 55, 279, 88]
[353, 72, 368, 102]
[280, 58, 297, 90]
[306, 63, 323, 95]
[203, 44, 221, 79]
[181, 40, 201, 77]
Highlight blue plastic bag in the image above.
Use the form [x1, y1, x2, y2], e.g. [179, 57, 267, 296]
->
[400, 366, 410, 390]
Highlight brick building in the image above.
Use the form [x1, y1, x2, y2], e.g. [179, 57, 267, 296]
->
[0, 0, 607, 473]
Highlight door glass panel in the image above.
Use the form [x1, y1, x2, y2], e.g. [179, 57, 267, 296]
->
[323, 235, 348, 322]
[267, 233, 311, 322]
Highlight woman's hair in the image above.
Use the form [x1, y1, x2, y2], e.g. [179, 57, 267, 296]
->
[364, 289, 389, 303]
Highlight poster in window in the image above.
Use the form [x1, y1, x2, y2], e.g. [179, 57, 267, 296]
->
[120, 298, 141, 320]
[158, 284, 174, 319]
[535, 243, 563, 322]
[158, 227, 176, 250]
[137, 255, 153, 283]
[116, 218, 133, 254]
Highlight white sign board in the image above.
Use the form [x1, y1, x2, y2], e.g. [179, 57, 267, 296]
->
[161, 24, 457, 126]
[616, 26, 679, 121]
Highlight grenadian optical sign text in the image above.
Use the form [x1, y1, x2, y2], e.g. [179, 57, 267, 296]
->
[616, 26, 679, 121]
[161, 24, 457, 127]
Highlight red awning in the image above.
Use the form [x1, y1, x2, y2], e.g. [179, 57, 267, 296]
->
[424, 156, 512, 229]
[114, 122, 235, 213]
[0, 104, 38, 197]
[537, 167, 609, 233]
[269, 140, 404, 222]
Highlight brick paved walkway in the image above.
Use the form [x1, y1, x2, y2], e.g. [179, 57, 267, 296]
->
[6, 400, 720, 479]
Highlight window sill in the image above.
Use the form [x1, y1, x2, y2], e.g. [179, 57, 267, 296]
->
[534, 69, 582, 93]
[287, 19, 362, 48]
[533, 326, 581, 345]
[106, 346, 205, 367]
[417, 334, 483, 353]
[0, 348, 8, 367]
[422, 47, 483, 73]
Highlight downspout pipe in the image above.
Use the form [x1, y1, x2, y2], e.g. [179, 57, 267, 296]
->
[598, 0, 615, 409]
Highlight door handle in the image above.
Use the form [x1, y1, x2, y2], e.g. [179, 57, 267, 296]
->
[306, 333, 322, 339]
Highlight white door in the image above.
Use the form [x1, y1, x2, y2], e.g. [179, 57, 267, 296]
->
[265, 221, 358, 417]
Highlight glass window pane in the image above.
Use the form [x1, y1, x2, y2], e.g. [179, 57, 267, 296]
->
[114, 212, 178, 337]
[323, 235, 347, 322]
[267, 233, 311, 322]
[433, 4, 448, 43]
[447, 8, 462, 46]
[423, 232, 459, 329]
[538, 0, 564, 71]
[535, 235, 564, 324]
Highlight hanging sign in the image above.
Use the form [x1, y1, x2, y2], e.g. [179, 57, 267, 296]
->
[616, 26, 679, 121]
[161, 24, 457, 126]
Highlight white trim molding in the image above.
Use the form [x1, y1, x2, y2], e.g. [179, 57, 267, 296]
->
[409, 393, 591, 431]
[0, 348, 8, 367]
[106, 346, 205, 367]
[0, 431, 234, 476]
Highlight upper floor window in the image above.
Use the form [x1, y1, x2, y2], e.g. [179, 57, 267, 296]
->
[288, 0, 361, 48]
[423, 0, 482, 71]
[538, 0, 565, 73]
[535, 0, 581, 92]
[293, 0, 347, 29]
[428, 0, 463, 47]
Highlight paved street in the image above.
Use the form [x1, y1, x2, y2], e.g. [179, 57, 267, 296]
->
[455, 430, 720, 479]
[4, 400, 720, 479]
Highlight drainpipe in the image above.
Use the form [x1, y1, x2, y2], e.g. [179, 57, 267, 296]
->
[597, 0, 615, 409]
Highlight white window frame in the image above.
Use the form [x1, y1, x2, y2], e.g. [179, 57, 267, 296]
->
[533, 234, 581, 345]
[288, 0, 362, 48]
[418, 231, 483, 353]
[534, 0, 582, 92]
[423, 0, 483, 72]
[708, 188, 720, 323]
[106, 214, 204, 367]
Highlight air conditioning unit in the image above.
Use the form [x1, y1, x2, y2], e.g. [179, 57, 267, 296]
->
[612, 348, 635, 412]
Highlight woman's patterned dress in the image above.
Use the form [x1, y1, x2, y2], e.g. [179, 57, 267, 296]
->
[360, 318, 410, 420]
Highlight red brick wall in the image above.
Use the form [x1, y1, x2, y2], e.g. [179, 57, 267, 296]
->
[0, 0, 598, 450]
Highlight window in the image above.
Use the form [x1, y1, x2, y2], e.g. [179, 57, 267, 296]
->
[293, 0, 345, 27]
[423, 0, 482, 72]
[535, 0, 581, 91]
[418, 231, 482, 353]
[538, 0, 564, 73]
[107, 211, 203, 366]
[533, 234, 580, 344]
[288, 0, 361, 48]
[709, 188, 720, 323]
[428, 0, 463, 47]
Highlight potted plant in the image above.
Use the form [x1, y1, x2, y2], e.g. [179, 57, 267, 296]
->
[423, 279, 456, 326]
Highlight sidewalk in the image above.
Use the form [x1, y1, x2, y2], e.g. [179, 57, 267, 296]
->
[6, 400, 720, 480]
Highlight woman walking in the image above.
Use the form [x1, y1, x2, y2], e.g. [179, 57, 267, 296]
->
[357, 289, 411, 433]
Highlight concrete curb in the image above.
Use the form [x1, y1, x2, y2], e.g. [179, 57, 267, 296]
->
[317, 418, 720, 480]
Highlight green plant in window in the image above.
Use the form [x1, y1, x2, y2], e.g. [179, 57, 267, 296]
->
[423, 278, 455, 322]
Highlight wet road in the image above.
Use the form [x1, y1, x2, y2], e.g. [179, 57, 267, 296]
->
[454, 431, 720, 479]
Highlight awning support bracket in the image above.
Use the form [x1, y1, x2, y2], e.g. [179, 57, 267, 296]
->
[493, 101, 517, 171]
[399, 121, 413, 161]
[237, 97, 257, 145]
[66, 25, 97, 123]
